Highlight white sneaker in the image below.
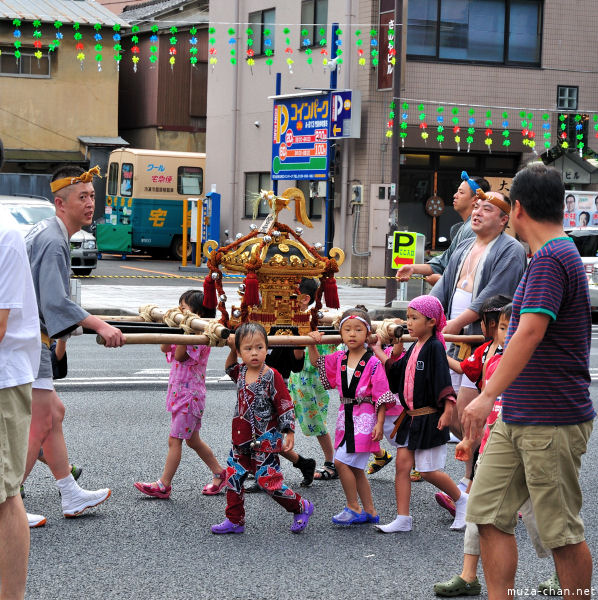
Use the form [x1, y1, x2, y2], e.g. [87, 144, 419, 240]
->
[375, 514, 413, 533]
[62, 487, 111, 517]
[27, 513, 47, 528]
[450, 492, 468, 530]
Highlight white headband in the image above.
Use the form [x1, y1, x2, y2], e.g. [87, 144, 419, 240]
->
[339, 315, 371, 331]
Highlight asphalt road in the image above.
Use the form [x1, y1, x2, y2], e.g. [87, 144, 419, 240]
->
[22, 333, 598, 600]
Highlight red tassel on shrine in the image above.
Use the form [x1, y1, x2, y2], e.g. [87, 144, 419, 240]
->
[244, 272, 260, 306]
[203, 274, 218, 309]
[323, 276, 340, 309]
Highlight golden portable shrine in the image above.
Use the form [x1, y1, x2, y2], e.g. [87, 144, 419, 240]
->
[202, 187, 345, 335]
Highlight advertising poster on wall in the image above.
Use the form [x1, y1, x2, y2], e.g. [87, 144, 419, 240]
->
[563, 190, 598, 228]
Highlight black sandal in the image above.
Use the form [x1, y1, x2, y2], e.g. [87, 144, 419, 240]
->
[313, 461, 338, 481]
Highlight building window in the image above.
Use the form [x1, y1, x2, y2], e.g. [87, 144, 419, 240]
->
[107, 163, 119, 196]
[300, 0, 328, 48]
[557, 86, 578, 111]
[0, 46, 51, 77]
[244, 172, 272, 218]
[248, 8, 276, 56]
[407, 0, 542, 66]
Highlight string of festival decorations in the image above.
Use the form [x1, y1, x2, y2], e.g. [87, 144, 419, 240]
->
[370, 28, 379, 66]
[3, 18, 598, 159]
[73, 22, 84, 68]
[390, 102, 596, 156]
[283, 27, 293, 74]
[302, 29, 313, 67]
[32, 20, 42, 64]
[245, 26, 254, 72]
[319, 27, 328, 68]
[208, 26, 216, 69]
[146, 24, 157, 64]
[228, 27, 236, 65]
[131, 25, 140, 71]
[355, 28, 364, 66]
[436, 106, 444, 147]
[334, 27, 343, 71]
[48, 20, 63, 53]
[189, 26, 198, 66]
[93, 23, 102, 71]
[168, 25, 177, 69]
[12, 19, 22, 63]
[452, 106, 460, 151]
[113, 24, 122, 69]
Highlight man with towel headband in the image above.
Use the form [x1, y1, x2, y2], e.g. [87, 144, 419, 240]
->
[23, 165, 125, 526]
[396, 172, 490, 286]
[430, 187, 526, 483]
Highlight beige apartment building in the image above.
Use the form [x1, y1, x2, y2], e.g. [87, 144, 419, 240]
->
[0, 0, 128, 206]
[206, 0, 598, 283]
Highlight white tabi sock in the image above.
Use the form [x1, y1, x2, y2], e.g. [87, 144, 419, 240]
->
[56, 473, 77, 494]
[375, 514, 413, 533]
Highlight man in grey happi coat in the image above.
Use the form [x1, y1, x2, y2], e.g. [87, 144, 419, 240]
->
[24, 165, 124, 525]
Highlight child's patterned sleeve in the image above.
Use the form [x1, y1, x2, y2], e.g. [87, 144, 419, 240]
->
[186, 344, 210, 363]
[371, 360, 396, 409]
[460, 344, 484, 385]
[164, 344, 175, 364]
[225, 362, 240, 383]
[316, 351, 338, 390]
[272, 370, 295, 432]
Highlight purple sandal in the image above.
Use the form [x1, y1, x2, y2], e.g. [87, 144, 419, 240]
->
[290, 500, 314, 533]
[211, 518, 245, 534]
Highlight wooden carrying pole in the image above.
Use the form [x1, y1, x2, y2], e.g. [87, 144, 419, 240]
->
[97, 333, 485, 347]
[137, 306, 230, 339]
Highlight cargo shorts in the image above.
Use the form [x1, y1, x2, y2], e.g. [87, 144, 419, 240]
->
[466, 417, 593, 549]
[0, 383, 32, 503]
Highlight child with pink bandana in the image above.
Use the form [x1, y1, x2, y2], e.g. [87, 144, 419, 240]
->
[373, 295, 467, 532]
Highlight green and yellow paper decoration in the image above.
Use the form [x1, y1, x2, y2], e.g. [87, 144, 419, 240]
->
[484, 110, 493, 152]
[131, 25, 140, 71]
[208, 26, 216, 70]
[400, 102, 408, 147]
[452, 106, 461, 151]
[502, 112, 511, 149]
[436, 106, 444, 147]
[73, 23, 84, 68]
[33, 20, 43, 64]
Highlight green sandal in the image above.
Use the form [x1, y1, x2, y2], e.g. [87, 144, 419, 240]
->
[367, 450, 393, 474]
[538, 572, 560, 596]
[434, 575, 481, 597]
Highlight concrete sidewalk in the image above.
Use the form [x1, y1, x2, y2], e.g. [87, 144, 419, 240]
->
[81, 282, 390, 315]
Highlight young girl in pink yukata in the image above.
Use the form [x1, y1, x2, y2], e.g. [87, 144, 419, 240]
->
[134, 290, 226, 499]
[307, 308, 395, 525]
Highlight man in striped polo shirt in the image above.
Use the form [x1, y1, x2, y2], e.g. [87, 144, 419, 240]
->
[462, 163, 595, 599]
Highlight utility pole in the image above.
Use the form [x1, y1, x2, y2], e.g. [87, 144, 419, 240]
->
[384, 0, 403, 306]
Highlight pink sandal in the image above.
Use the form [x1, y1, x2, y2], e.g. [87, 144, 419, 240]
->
[202, 470, 227, 495]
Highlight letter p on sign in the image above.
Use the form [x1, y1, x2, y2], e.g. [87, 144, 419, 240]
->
[391, 231, 416, 268]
